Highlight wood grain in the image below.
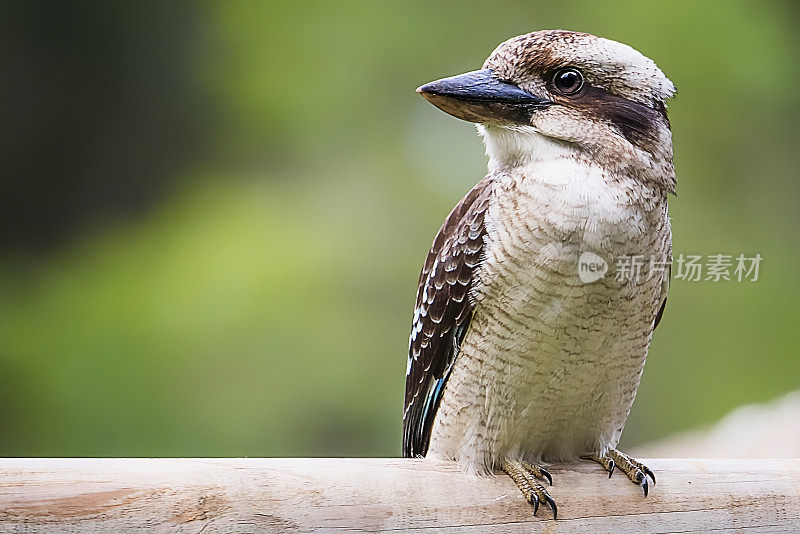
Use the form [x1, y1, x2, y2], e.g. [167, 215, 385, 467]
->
[0, 458, 798, 532]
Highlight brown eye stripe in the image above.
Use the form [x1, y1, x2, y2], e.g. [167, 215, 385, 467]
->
[561, 84, 669, 150]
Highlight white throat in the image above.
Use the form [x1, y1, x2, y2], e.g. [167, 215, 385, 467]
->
[478, 123, 675, 195]
[478, 124, 582, 174]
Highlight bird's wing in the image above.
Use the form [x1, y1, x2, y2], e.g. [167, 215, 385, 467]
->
[402, 176, 493, 458]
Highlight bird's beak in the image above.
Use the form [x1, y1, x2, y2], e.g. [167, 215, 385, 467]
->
[416, 69, 549, 125]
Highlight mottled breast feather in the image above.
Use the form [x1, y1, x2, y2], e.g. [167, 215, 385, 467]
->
[402, 176, 493, 458]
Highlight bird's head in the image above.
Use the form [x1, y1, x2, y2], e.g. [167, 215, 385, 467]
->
[417, 30, 676, 191]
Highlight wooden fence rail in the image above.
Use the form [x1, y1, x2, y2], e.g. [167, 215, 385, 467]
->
[0, 458, 798, 532]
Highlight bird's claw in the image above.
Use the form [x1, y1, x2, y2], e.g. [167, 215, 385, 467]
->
[521, 460, 554, 486]
[539, 466, 553, 486]
[525, 486, 558, 519]
[501, 459, 557, 520]
[643, 465, 656, 485]
[637, 470, 649, 497]
[584, 449, 655, 498]
[582, 453, 615, 478]
[544, 494, 558, 520]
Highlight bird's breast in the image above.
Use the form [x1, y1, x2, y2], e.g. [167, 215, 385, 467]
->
[477, 162, 666, 298]
[428, 161, 671, 471]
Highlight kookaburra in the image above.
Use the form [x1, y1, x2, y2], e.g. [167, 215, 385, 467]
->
[403, 30, 675, 518]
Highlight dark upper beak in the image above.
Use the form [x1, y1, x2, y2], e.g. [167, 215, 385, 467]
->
[416, 69, 549, 125]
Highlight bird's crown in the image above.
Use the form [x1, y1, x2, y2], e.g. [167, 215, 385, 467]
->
[484, 30, 675, 108]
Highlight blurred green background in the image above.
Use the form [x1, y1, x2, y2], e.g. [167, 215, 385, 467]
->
[1, 1, 798, 457]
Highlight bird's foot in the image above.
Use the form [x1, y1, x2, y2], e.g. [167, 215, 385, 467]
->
[582, 449, 656, 497]
[501, 458, 557, 519]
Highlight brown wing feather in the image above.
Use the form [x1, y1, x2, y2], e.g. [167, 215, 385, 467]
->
[402, 176, 493, 457]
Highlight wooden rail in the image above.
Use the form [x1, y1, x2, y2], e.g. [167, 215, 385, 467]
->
[0, 458, 798, 532]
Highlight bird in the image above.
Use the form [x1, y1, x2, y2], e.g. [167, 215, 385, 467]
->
[403, 30, 675, 519]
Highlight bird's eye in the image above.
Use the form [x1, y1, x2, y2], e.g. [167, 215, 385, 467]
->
[552, 68, 584, 95]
